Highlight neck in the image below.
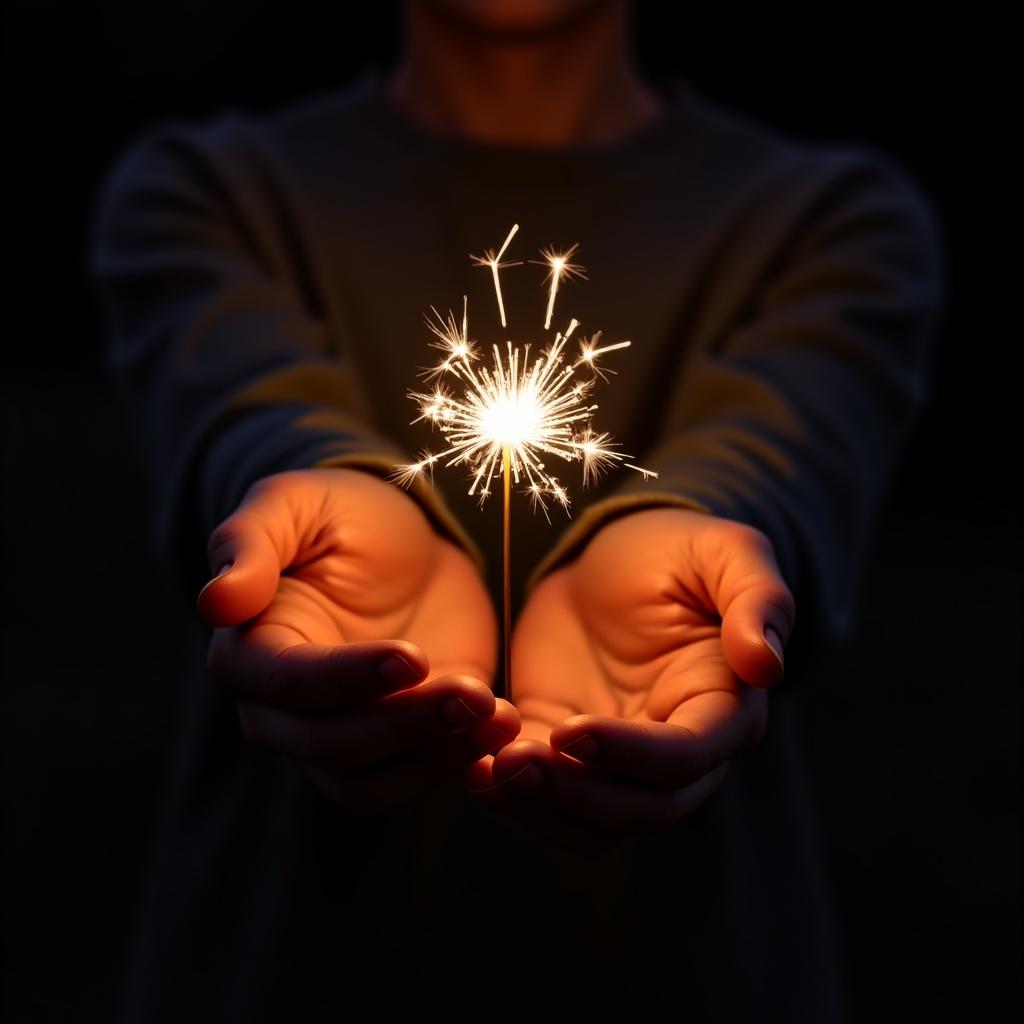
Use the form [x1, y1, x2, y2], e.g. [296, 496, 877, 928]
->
[388, 1, 663, 148]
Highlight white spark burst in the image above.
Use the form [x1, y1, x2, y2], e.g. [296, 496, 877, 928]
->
[392, 226, 655, 520]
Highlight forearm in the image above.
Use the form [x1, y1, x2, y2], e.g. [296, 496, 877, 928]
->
[528, 147, 946, 642]
[90, 121, 480, 594]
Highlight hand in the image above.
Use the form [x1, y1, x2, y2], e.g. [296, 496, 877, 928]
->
[197, 468, 519, 811]
[465, 508, 794, 845]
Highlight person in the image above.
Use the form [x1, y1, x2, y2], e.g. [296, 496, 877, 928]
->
[89, 1, 945, 1020]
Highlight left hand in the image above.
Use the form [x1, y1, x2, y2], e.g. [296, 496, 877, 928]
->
[465, 508, 795, 846]
[197, 468, 515, 813]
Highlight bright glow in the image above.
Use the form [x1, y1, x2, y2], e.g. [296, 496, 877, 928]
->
[480, 392, 541, 446]
[393, 226, 656, 522]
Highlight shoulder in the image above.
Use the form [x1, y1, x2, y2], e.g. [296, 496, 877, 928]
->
[691, 81, 942, 239]
[99, 78, 379, 194]
[678, 78, 929, 193]
[90, 79, 379, 253]
[674, 81, 945, 292]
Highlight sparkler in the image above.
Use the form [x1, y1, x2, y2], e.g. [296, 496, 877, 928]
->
[393, 227, 656, 701]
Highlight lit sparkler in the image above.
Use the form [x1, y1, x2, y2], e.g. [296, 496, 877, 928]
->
[393, 227, 656, 699]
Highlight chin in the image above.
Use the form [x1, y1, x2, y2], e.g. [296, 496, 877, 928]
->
[416, 0, 612, 36]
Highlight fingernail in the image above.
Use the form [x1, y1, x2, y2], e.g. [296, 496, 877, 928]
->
[764, 625, 785, 671]
[443, 696, 484, 727]
[501, 762, 543, 788]
[558, 734, 598, 762]
[378, 654, 423, 689]
[197, 562, 233, 604]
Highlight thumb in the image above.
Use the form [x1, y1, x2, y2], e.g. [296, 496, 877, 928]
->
[715, 531, 796, 688]
[197, 506, 285, 629]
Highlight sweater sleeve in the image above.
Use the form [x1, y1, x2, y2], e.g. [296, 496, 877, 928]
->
[526, 147, 947, 643]
[88, 121, 483, 594]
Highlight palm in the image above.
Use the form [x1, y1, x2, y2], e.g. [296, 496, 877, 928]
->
[200, 468, 517, 812]
[467, 509, 792, 840]
[236, 469, 497, 686]
[512, 522, 736, 743]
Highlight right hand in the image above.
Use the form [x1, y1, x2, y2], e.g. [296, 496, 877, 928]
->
[465, 508, 792, 849]
[197, 467, 518, 812]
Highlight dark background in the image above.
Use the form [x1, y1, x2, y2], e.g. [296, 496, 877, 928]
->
[2, 2, 1019, 1020]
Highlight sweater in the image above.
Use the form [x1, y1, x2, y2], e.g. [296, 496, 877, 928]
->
[89, 72, 945, 1022]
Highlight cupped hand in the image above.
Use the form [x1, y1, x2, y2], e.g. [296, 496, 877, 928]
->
[465, 508, 794, 846]
[197, 467, 519, 811]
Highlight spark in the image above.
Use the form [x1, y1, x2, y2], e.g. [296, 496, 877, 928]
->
[575, 330, 633, 381]
[470, 223, 521, 329]
[531, 242, 588, 330]
[420, 298, 478, 381]
[573, 427, 624, 488]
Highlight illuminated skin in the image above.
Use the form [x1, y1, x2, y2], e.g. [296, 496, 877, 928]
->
[465, 508, 795, 844]
[197, 468, 519, 811]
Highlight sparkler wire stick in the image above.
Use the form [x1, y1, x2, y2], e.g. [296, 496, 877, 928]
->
[393, 226, 656, 703]
[502, 444, 512, 704]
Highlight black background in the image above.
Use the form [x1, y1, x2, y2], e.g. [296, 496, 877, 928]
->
[2, 2, 1019, 1020]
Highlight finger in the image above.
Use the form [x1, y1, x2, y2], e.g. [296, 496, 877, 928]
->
[464, 753, 497, 794]
[236, 674, 498, 768]
[197, 480, 305, 627]
[486, 740, 730, 833]
[209, 625, 429, 710]
[550, 691, 760, 787]
[296, 699, 521, 812]
[195, 499, 286, 626]
[711, 525, 796, 687]
[348, 697, 521, 786]
[197, 518, 281, 628]
[454, 698, 522, 761]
